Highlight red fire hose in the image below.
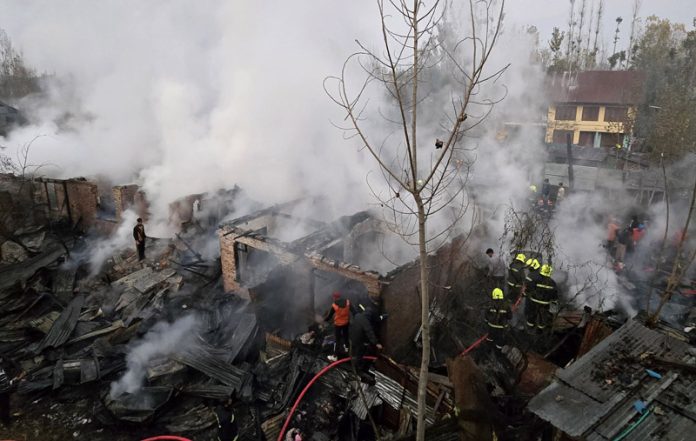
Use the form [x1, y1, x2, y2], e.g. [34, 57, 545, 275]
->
[141, 436, 192, 441]
[277, 355, 377, 441]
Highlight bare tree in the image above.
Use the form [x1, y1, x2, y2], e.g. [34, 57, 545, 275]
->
[326, 1, 507, 439]
[648, 175, 696, 326]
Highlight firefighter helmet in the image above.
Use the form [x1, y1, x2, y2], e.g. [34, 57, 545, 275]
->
[515, 253, 526, 263]
[526, 258, 540, 270]
[529, 184, 537, 193]
[540, 264, 553, 277]
[492, 288, 504, 300]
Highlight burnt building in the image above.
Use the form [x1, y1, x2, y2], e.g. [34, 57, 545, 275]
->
[217, 198, 478, 358]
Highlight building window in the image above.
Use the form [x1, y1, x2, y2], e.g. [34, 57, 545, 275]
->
[604, 106, 628, 122]
[579, 131, 594, 146]
[582, 106, 599, 121]
[600, 132, 625, 148]
[552, 130, 574, 144]
[555, 105, 577, 121]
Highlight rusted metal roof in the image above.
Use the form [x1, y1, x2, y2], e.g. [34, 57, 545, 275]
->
[548, 70, 645, 105]
[528, 319, 696, 440]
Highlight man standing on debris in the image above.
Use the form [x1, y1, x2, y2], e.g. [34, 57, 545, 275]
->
[324, 291, 353, 361]
[526, 264, 558, 332]
[349, 306, 382, 373]
[133, 217, 146, 261]
[485, 288, 512, 350]
[214, 398, 239, 441]
[0, 358, 13, 428]
[541, 178, 551, 206]
[486, 248, 506, 289]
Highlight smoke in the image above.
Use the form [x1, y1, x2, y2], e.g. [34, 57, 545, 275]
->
[0, 1, 382, 225]
[77, 209, 139, 276]
[551, 191, 636, 314]
[4, 2, 680, 319]
[109, 314, 199, 398]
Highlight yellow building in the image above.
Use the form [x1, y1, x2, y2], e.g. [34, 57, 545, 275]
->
[545, 71, 644, 148]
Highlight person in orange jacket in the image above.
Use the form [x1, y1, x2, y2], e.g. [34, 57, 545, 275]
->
[324, 291, 354, 360]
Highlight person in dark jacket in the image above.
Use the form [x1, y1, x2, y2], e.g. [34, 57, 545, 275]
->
[349, 308, 382, 372]
[526, 265, 558, 332]
[507, 253, 527, 300]
[541, 178, 551, 206]
[214, 398, 239, 441]
[0, 359, 12, 428]
[133, 218, 146, 261]
[524, 259, 543, 330]
[324, 291, 354, 360]
[485, 288, 512, 349]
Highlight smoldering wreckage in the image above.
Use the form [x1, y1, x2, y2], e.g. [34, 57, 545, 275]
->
[1, 172, 695, 441]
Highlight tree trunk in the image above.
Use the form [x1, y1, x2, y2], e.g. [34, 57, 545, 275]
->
[415, 196, 430, 441]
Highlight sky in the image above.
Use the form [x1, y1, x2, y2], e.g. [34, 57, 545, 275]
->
[505, 0, 694, 46]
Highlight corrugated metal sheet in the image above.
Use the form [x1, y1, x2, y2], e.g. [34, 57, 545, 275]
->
[373, 370, 437, 424]
[528, 381, 622, 437]
[351, 383, 383, 419]
[39, 294, 84, 350]
[529, 319, 696, 440]
[556, 319, 691, 403]
[173, 345, 250, 390]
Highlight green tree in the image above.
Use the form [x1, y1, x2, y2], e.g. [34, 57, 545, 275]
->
[632, 17, 695, 161]
[0, 27, 41, 102]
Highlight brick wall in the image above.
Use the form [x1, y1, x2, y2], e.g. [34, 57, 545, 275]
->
[219, 230, 240, 294]
[65, 179, 99, 227]
[113, 185, 139, 220]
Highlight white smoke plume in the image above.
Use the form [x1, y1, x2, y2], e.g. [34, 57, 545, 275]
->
[109, 314, 199, 398]
[1, 1, 382, 224]
[84, 209, 140, 275]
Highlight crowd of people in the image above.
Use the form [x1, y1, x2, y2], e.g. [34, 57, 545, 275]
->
[606, 216, 649, 272]
[529, 178, 566, 212]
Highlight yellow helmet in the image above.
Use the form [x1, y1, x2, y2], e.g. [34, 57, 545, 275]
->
[515, 253, 526, 263]
[529, 184, 537, 193]
[540, 264, 553, 277]
[492, 288, 504, 300]
[526, 258, 540, 270]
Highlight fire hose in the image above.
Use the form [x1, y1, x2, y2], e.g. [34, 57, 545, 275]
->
[277, 355, 377, 441]
[141, 437, 192, 441]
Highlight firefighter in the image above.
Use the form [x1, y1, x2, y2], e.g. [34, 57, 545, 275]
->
[526, 264, 558, 332]
[324, 291, 353, 361]
[507, 253, 527, 299]
[485, 288, 512, 350]
[349, 306, 382, 374]
[524, 258, 543, 331]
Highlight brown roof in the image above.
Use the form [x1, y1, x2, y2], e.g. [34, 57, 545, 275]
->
[547, 70, 645, 105]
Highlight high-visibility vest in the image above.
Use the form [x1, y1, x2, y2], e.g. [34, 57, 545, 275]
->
[332, 300, 350, 326]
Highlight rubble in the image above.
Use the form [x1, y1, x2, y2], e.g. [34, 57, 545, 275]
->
[0, 180, 693, 440]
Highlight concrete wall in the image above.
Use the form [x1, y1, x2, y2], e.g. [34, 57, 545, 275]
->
[545, 104, 635, 145]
